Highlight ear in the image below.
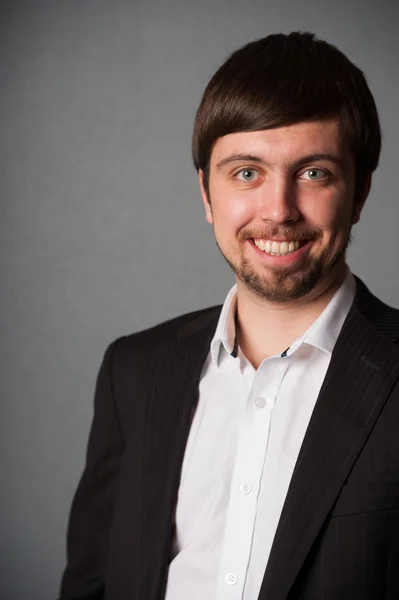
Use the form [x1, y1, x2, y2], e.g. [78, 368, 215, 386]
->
[199, 169, 213, 224]
[352, 173, 372, 224]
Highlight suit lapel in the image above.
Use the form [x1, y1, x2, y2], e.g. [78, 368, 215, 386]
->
[259, 290, 399, 600]
[138, 308, 220, 599]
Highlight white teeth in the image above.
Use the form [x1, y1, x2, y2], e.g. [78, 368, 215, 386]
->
[257, 239, 265, 250]
[271, 241, 279, 254]
[280, 241, 288, 254]
[253, 239, 301, 256]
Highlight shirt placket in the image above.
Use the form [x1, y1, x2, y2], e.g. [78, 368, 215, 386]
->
[215, 357, 287, 600]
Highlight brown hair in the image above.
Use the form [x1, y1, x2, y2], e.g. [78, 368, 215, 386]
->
[192, 32, 381, 194]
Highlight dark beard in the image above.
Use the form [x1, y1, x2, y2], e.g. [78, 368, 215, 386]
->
[216, 231, 352, 303]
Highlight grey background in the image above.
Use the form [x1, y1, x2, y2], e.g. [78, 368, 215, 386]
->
[1, 1, 398, 598]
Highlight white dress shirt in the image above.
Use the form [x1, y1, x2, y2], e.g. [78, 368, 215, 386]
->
[165, 270, 356, 600]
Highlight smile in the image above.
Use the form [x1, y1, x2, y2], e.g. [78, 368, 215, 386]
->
[252, 238, 304, 256]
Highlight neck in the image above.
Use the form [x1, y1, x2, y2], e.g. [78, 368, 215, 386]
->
[235, 264, 347, 369]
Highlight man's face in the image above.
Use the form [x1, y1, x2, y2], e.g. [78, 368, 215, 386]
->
[200, 119, 369, 303]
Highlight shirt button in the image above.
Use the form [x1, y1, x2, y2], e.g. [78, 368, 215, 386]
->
[225, 573, 237, 586]
[240, 483, 252, 494]
[254, 396, 267, 409]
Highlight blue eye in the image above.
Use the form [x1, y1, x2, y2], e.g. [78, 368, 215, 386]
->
[301, 168, 326, 180]
[236, 168, 258, 181]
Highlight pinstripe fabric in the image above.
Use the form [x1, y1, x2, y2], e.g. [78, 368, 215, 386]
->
[59, 278, 399, 600]
[259, 281, 399, 600]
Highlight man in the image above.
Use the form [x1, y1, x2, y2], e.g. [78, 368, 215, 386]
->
[59, 32, 399, 600]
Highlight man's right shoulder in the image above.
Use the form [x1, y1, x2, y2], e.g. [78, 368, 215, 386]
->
[105, 304, 223, 365]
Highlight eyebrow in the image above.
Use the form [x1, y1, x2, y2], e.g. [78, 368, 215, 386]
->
[215, 152, 346, 171]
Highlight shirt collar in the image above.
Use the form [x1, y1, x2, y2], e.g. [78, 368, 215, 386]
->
[209, 268, 356, 367]
[210, 285, 238, 366]
[298, 268, 356, 355]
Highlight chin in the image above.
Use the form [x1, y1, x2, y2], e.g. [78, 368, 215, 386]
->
[237, 257, 345, 303]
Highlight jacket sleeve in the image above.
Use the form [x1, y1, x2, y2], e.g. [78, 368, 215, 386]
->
[58, 340, 125, 600]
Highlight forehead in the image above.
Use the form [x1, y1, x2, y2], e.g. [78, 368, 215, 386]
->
[210, 119, 351, 168]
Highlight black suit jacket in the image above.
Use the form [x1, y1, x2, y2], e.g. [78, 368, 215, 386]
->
[59, 277, 399, 600]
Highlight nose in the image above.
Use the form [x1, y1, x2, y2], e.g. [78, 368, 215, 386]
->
[257, 178, 299, 224]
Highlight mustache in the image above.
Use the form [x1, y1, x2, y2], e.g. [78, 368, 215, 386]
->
[239, 225, 321, 242]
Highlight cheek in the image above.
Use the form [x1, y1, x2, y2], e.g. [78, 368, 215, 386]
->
[302, 195, 353, 233]
[212, 193, 254, 231]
